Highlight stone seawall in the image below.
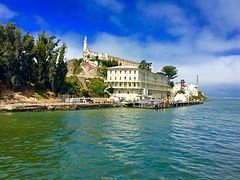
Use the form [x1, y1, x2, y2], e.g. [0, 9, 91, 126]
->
[0, 103, 118, 113]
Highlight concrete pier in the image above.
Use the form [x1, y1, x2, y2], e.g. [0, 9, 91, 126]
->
[0, 102, 118, 113]
[131, 101, 204, 109]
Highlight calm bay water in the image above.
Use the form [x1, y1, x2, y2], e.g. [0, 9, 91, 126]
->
[0, 99, 240, 179]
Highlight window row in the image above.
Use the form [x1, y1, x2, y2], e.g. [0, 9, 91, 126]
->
[109, 76, 137, 81]
[109, 70, 137, 74]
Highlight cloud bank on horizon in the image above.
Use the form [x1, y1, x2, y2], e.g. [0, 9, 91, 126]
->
[0, 0, 240, 88]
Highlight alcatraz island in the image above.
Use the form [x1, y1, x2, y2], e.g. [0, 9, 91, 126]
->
[0, 23, 207, 112]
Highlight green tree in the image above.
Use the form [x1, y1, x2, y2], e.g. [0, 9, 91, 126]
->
[0, 23, 23, 88]
[101, 59, 118, 67]
[64, 76, 82, 95]
[88, 78, 106, 97]
[34, 32, 60, 88]
[54, 43, 68, 94]
[138, 60, 152, 71]
[48, 53, 57, 90]
[100, 66, 108, 78]
[72, 58, 83, 74]
[34, 32, 48, 87]
[160, 66, 178, 87]
[160, 66, 178, 80]
[20, 32, 35, 84]
[64, 76, 89, 97]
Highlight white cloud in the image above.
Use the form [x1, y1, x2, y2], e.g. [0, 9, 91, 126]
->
[35, 15, 49, 30]
[196, 0, 240, 35]
[195, 29, 240, 53]
[32, 31, 83, 60]
[58, 32, 84, 60]
[138, 2, 196, 37]
[94, 0, 124, 12]
[87, 32, 240, 86]
[29, 0, 240, 87]
[0, 3, 16, 22]
[178, 56, 240, 86]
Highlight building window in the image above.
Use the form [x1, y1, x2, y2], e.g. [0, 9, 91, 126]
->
[124, 77, 126, 80]
[120, 70, 121, 74]
[119, 91, 121, 93]
[110, 70, 112, 74]
[110, 77, 112, 80]
[129, 83, 131, 87]
[129, 77, 131, 80]
[129, 70, 131, 74]
[120, 77, 121, 80]
[134, 77, 136, 80]
[125, 70, 126, 74]
[127, 91, 129, 94]
[115, 77, 117, 80]
[134, 83, 136, 87]
[134, 70, 136, 74]
[120, 83, 122, 87]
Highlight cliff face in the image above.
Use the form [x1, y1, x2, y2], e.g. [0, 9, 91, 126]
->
[78, 61, 101, 78]
[66, 60, 104, 95]
[67, 60, 101, 78]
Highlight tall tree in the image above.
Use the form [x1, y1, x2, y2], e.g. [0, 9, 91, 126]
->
[34, 32, 48, 87]
[20, 32, 35, 84]
[0, 23, 69, 96]
[138, 60, 152, 71]
[54, 43, 67, 94]
[48, 53, 57, 90]
[0, 23, 23, 88]
[159, 65, 178, 87]
[34, 32, 59, 88]
[160, 66, 178, 80]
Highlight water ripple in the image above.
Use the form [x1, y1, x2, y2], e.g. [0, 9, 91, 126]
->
[0, 100, 240, 179]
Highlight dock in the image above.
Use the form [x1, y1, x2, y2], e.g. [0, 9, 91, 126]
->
[129, 100, 204, 109]
[0, 102, 119, 113]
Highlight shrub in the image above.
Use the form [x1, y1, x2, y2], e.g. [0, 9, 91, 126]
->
[64, 76, 84, 96]
[72, 58, 83, 74]
[88, 78, 106, 97]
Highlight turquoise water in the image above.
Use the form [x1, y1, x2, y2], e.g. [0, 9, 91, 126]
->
[0, 99, 240, 179]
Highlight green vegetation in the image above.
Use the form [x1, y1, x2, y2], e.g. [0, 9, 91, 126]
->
[159, 66, 178, 87]
[191, 91, 207, 101]
[98, 59, 118, 78]
[36, 94, 45, 100]
[138, 60, 152, 71]
[72, 58, 83, 74]
[89, 56, 119, 78]
[160, 66, 178, 81]
[88, 78, 107, 97]
[179, 89, 185, 94]
[64, 76, 89, 97]
[0, 22, 68, 96]
[100, 59, 118, 67]
[100, 66, 108, 78]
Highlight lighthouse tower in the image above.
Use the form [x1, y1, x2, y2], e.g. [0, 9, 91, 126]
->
[83, 36, 88, 51]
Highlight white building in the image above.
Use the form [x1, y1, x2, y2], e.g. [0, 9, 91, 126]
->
[106, 66, 170, 101]
[172, 82, 199, 102]
[82, 36, 139, 67]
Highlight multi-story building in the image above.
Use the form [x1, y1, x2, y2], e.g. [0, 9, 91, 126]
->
[106, 66, 170, 101]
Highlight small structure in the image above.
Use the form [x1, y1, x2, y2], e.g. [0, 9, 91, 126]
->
[171, 81, 199, 102]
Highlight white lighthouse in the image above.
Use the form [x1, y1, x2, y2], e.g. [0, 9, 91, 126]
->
[83, 36, 88, 51]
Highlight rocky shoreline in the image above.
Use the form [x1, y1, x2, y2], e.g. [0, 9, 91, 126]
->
[0, 102, 119, 113]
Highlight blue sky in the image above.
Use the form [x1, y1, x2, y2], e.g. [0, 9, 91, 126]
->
[1, 0, 240, 97]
